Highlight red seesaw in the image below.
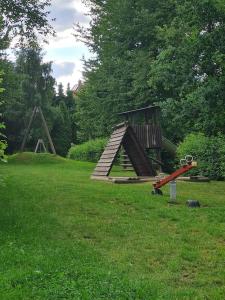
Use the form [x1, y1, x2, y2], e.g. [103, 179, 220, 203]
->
[152, 155, 197, 195]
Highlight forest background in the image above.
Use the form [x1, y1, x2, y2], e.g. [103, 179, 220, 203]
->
[0, 0, 225, 170]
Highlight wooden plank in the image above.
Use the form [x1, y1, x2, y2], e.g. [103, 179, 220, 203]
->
[93, 168, 109, 172]
[110, 131, 126, 139]
[92, 171, 109, 176]
[109, 136, 124, 143]
[95, 162, 112, 167]
[102, 149, 118, 155]
[106, 141, 122, 148]
[113, 123, 127, 131]
[131, 124, 162, 149]
[91, 175, 109, 181]
[100, 154, 115, 159]
[95, 166, 111, 172]
[104, 144, 121, 151]
[112, 125, 126, 132]
[106, 141, 122, 149]
[113, 129, 126, 136]
[98, 158, 114, 163]
[99, 156, 115, 162]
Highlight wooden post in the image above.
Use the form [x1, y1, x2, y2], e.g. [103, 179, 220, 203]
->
[35, 139, 47, 153]
[20, 106, 38, 152]
[37, 107, 56, 155]
[156, 148, 162, 172]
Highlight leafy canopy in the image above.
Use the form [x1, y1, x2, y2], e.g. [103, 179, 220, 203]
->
[0, 0, 54, 47]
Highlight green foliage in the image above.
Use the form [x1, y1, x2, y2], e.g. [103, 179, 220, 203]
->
[76, 0, 225, 145]
[0, 0, 57, 156]
[51, 83, 76, 156]
[75, 0, 176, 141]
[1, 51, 77, 156]
[0, 0, 54, 47]
[68, 138, 107, 162]
[177, 133, 225, 180]
[148, 0, 225, 140]
[52, 102, 73, 156]
[0, 74, 7, 163]
[66, 84, 77, 143]
[0, 60, 25, 152]
[0, 75, 7, 187]
[1, 48, 56, 153]
[0, 122, 7, 162]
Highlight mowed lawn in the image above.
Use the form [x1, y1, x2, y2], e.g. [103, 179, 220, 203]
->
[1, 153, 225, 299]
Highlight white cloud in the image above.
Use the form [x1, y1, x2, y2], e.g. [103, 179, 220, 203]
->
[72, 0, 91, 14]
[52, 61, 76, 77]
[43, 0, 92, 89]
[45, 29, 83, 50]
[55, 59, 84, 88]
[49, 0, 90, 32]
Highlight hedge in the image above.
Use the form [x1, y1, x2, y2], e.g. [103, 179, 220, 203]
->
[68, 138, 107, 162]
[177, 133, 225, 180]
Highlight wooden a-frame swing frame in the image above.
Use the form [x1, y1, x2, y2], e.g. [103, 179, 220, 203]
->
[20, 106, 56, 154]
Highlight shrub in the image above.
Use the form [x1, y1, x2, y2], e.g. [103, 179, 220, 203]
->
[68, 138, 107, 162]
[177, 133, 225, 180]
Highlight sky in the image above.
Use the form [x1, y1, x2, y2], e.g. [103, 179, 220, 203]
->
[44, 0, 91, 90]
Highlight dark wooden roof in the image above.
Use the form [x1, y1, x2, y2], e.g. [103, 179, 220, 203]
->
[118, 105, 160, 116]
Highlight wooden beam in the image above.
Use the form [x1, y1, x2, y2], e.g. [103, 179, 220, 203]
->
[35, 139, 47, 153]
[37, 107, 56, 155]
[20, 106, 37, 152]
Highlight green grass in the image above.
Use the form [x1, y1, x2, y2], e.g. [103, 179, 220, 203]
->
[9, 152, 67, 164]
[1, 153, 225, 299]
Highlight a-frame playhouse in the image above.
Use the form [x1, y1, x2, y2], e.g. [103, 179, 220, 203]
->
[92, 106, 176, 180]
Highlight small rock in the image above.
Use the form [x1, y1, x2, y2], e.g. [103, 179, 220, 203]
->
[186, 200, 200, 208]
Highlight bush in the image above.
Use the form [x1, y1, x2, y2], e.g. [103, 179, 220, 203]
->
[68, 138, 107, 162]
[177, 133, 225, 180]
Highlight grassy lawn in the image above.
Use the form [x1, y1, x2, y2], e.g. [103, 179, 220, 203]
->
[1, 153, 225, 299]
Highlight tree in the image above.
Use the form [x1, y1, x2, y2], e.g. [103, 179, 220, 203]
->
[0, 0, 54, 48]
[1, 48, 56, 153]
[66, 83, 77, 142]
[148, 0, 225, 140]
[51, 83, 76, 156]
[53, 83, 66, 106]
[0, 73, 6, 162]
[51, 102, 73, 156]
[0, 0, 55, 154]
[75, 0, 176, 141]
[76, 0, 225, 144]
[0, 60, 25, 152]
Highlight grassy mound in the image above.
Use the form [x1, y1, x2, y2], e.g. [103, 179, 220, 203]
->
[8, 152, 67, 164]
